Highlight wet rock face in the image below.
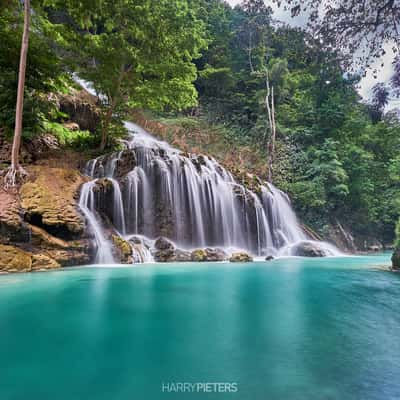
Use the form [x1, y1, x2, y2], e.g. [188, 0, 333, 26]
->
[0, 166, 92, 272]
[229, 252, 253, 263]
[24, 134, 60, 160]
[58, 89, 101, 133]
[292, 241, 327, 257]
[0, 189, 30, 244]
[20, 167, 85, 239]
[91, 150, 137, 180]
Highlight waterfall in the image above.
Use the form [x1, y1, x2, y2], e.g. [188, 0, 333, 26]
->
[79, 120, 340, 262]
[79, 181, 115, 264]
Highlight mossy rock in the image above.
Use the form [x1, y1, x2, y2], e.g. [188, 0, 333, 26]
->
[229, 252, 253, 263]
[0, 244, 33, 272]
[20, 167, 85, 239]
[112, 235, 133, 264]
[191, 249, 207, 262]
[31, 254, 61, 270]
[0, 244, 61, 272]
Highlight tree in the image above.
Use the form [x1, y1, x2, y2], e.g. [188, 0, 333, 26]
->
[275, 0, 400, 94]
[372, 82, 390, 112]
[52, 0, 206, 150]
[4, 0, 30, 188]
[236, 0, 272, 73]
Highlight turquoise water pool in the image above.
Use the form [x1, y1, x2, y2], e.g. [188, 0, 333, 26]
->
[0, 254, 399, 399]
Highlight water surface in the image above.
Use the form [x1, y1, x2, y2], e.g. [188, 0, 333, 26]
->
[0, 254, 399, 400]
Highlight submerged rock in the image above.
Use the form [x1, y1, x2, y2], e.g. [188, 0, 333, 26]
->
[229, 252, 253, 263]
[292, 241, 327, 257]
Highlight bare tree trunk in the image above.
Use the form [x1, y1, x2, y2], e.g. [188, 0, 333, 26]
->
[269, 86, 276, 183]
[248, 31, 254, 73]
[4, 0, 30, 188]
[265, 72, 276, 183]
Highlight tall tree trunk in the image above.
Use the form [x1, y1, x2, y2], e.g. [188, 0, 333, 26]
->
[265, 72, 276, 183]
[248, 31, 254, 73]
[4, 0, 30, 188]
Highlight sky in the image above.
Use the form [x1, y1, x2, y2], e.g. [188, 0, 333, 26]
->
[226, 0, 399, 111]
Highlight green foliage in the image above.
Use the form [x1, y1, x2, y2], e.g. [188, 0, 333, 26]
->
[0, 4, 68, 137]
[41, 121, 94, 149]
[46, 0, 207, 147]
[195, 0, 400, 243]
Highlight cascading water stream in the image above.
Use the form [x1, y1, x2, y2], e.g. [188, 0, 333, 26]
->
[79, 181, 115, 264]
[79, 120, 340, 263]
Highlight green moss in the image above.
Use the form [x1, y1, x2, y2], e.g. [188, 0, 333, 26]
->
[191, 249, 207, 262]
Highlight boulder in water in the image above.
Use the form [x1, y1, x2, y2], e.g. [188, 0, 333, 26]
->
[112, 235, 133, 264]
[229, 252, 253, 263]
[191, 249, 207, 261]
[154, 249, 176, 262]
[191, 248, 228, 262]
[292, 241, 327, 257]
[265, 255, 274, 261]
[204, 247, 228, 261]
[175, 249, 192, 262]
[153, 237, 176, 262]
[392, 247, 400, 270]
[154, 236, 175, 251]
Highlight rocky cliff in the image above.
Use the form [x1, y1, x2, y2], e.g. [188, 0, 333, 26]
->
[0, 167, 91, 272]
